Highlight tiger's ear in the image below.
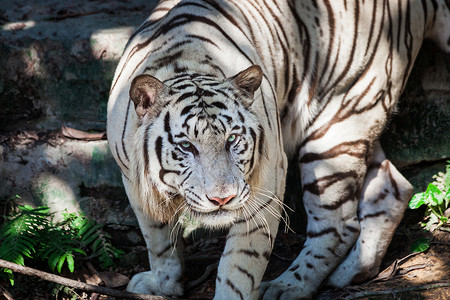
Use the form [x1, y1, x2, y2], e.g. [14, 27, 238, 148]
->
[230, 65, 263, 102]
[129, 74, 166, 119]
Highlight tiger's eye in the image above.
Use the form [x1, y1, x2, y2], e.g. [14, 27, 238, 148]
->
[181, 142, 191, 148]
[228, 134, 236, 143]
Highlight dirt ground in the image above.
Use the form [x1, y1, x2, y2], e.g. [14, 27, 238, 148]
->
[181, 221, 450, 300]
[1, 211, 448, 300]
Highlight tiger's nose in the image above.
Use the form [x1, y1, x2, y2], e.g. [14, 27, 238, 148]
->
[208, 194, 236, 206]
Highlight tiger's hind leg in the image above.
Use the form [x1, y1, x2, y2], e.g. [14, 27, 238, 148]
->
[326, 141, 412, 287]
[261, 129, 370, 299]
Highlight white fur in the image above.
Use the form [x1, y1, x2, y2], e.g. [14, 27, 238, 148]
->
[107, 0, 450, 298]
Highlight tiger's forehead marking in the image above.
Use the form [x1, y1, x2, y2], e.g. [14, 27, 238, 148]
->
[163, 74, 242, 139]
[164, 72, 225, 91]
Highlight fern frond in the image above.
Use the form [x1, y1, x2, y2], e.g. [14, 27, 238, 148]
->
[0, 205, 51, 285]
[39, 226, 86, 273]
[91, 229, 125, 269]
[0, 206, 50, 265]
[1, 203, 123, 281]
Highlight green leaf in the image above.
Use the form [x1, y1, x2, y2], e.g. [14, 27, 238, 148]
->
[92, 237, 103, 253]
[77, 220, 96, 238]
[410, 238, 430, 253]
[409, 192, 426, 209]
[2, 268, 14, 286]
[73, 248, 87, 256]
[49, 252, 60, 272]
[66, 253, 75, 273]
[425, 183, 442, 194]
[428, 192, 443, 206]
[57, 253, 67, 273]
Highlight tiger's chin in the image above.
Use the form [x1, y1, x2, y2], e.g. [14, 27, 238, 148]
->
[191, 208, 242, 228]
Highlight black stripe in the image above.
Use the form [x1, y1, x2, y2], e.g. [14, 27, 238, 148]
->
[143, 124, 151, 175]
[303, 171, 359, 195]
[121, 101, 131, 161]
[115, 142, 129, 171]
[176, 92, 195, 103]
[248, 127, 258, 173]
[237, 249, 259, 258]
[360, 210, 387, 221]
[289, 265, 299, 272]
[185, 34, 220, 48]
[307, 227, 339, 238]
[155, 243, 172, 257]
[211, 101, 227, 109]
[181, 105, 195, 116]
[225, 279, 244, 300]
[236, 266, 255, 290]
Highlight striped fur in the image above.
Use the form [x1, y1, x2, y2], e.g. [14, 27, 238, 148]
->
[107, 0, 450, 298]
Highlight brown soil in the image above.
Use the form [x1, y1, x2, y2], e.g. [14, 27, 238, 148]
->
[182, 224, 450, 300]
[1, 204, 449, 300]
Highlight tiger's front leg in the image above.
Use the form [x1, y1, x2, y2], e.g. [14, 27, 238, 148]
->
[123, 177, 184, 297]
[214, 196, 282, 300]
[261, 133, 369, 299]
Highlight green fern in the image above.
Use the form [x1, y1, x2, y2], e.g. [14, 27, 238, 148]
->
[50, 283, 80, 300]
[0, 205, 49, 285]
[61, 211, 125, 269]
[0, 204, 124, 286]
[91, 229, 125, 269]
[39, 226, 86, 273]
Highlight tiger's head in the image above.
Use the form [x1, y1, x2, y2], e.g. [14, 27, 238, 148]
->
[128, 65, 266, 228]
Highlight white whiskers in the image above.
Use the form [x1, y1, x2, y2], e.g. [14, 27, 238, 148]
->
[251, 186, 293, 233]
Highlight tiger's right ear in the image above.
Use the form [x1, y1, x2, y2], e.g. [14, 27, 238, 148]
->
[129, 74, 166, 119]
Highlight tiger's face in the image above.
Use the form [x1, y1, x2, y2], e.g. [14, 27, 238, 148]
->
[129, 66, 265, 227]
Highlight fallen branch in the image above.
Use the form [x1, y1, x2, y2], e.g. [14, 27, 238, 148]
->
[0, 259, 169, 300]
[61, 125, 106, 141]
[0, 285, 14, 300]
[344, 282, 450, 300]
[369, 252, 420, 282]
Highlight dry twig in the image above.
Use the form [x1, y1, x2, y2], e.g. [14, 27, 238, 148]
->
[344, 282, 450, 299]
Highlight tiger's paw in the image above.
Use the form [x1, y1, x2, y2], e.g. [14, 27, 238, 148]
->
[127, 270, 184, 297]
[260, 280, 313, 300]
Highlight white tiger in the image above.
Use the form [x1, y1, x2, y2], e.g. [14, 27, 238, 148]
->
[107, 0, 450, 299]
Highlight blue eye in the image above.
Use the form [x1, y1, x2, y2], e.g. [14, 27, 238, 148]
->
[181, 142, 191, 148]
[178, 140, 198, 155]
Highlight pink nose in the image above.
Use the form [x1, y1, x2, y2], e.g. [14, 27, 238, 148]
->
[208, 194, 236, 206]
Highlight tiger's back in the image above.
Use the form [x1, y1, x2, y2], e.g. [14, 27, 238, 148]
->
[107, 0, 450, 298]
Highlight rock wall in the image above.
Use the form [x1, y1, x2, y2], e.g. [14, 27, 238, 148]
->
[381, 41, 450, 192]
[1, 1, 449, 236]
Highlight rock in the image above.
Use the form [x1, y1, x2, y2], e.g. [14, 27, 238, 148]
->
[0, 0, 158, 131]
[381, 41, 450, 168]
[0, 136, 131, 223]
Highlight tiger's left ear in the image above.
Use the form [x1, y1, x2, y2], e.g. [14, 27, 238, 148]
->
[129, 74, 167, 119]
[229, 65, 263, 104]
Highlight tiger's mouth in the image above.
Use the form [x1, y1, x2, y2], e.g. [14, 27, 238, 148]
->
[186, 205, 243, 228]
[189, 206, 240, 217]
